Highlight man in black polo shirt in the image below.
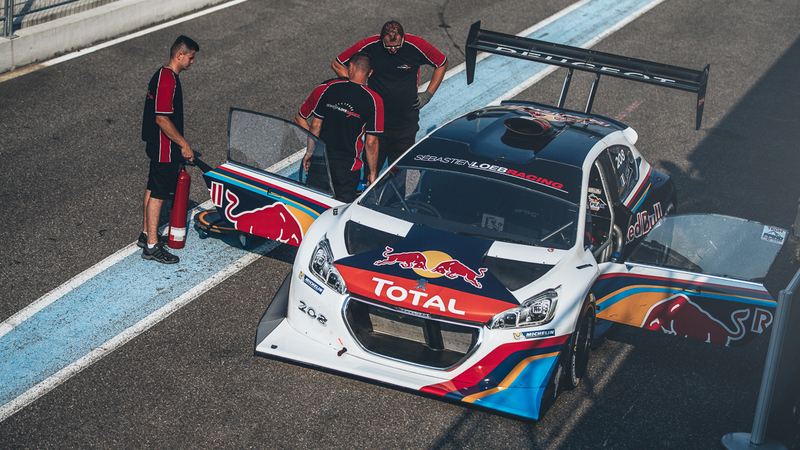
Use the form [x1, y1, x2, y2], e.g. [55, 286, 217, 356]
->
[333, 21, 447, 177]
[140, 35, 199, 264]
[304, 52, 384, 203]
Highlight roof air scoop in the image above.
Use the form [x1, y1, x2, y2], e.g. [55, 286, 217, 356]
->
[503, 116, 553, 136]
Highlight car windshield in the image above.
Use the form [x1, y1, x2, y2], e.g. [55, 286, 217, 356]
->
[360, 167, 579, 249]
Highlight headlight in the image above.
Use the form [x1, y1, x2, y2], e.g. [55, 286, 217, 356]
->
[488, 288, 558, 329]
[309, 236, 348, 295]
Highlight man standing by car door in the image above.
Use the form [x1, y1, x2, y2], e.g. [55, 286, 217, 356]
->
[333, 21, 447, 178]
[140, 35, 199, 264]
[304, 52, 384, 203]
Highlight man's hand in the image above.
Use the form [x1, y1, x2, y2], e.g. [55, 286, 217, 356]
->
[181, 143, 194, 162]
[413, 91, 433, 110]
[302, 152, 312, 175]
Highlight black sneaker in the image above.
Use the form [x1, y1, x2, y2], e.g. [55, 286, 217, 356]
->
[137, 232, 169, 248]
[141, 243, 180, 264]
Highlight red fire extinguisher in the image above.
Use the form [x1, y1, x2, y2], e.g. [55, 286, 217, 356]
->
[168, 165, 191, 249]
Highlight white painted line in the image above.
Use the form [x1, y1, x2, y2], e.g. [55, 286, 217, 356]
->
[0, 243, 138, 339]
[488, 0, 668, 106]
[0, 199, 214, 339]
[0, 237, 279, 423]
[0, 0, 250, 83]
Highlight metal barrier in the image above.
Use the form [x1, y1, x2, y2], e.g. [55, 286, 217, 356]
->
[2, 0, 12, 37]
[2, 0, 104, 38]
[723, 266, 800, 449]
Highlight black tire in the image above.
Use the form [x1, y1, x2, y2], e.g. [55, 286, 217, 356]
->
[565, 296, 596, 390]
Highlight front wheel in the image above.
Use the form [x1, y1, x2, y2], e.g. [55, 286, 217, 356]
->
[565, 296, 596, 390]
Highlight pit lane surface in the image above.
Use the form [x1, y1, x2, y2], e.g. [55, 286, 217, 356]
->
[1, 0, 799, 448]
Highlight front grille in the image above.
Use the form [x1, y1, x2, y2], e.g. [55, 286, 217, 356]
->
[344, 298, 482, 369]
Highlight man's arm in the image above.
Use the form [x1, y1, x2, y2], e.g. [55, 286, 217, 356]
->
[415, 61, 449, 110]
[294, 113, 310, 131]
[331, 60, 349, 78]
[365, 134, 379, 185]
[427, 61, 448, 95]
[309, 116, 322, 137]
[155, 115, 194, 161]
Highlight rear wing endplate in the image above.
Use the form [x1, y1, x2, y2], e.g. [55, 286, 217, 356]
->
[465, 21, 710, 129]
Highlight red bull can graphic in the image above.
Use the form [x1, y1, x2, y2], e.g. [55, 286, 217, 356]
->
[224, 191, 303, 245]
[374, 246, 488, 288]
[641, 294, 753, 347]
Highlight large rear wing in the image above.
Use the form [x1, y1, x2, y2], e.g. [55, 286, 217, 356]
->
[465, 21, 710, 129]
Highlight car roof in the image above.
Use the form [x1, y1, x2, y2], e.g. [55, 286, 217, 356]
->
[402, 101, 627, 203]
[430, 101, 625, 167]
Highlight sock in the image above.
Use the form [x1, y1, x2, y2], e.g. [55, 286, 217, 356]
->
[147, 243, 156, 249]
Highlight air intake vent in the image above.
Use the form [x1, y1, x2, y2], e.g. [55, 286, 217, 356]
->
[503, 117, 552, 136]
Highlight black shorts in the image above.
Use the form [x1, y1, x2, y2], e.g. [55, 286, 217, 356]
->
[147, 160, 181, 200]
[329, 162, 361, 203]
[367, 124, 419, 178]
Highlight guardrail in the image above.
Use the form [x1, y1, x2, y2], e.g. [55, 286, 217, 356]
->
[2, 0, 112, 38]
[2, 0, 13, 37]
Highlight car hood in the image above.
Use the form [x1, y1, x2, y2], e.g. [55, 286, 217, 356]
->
[334, 223, 564, 323]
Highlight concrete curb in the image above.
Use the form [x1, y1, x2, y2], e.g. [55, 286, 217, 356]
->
[0, 0, 227, 73]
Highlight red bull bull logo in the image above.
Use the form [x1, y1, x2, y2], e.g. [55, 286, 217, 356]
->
[641, 294, 754, 347]
[223, 190, 303, 245]
[374, 247, 488, 288]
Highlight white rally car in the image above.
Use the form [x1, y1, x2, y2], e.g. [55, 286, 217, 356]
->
[203, 25, 785, 420]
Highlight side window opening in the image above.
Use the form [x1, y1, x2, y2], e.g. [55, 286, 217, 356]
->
[587, 152, 624, 263]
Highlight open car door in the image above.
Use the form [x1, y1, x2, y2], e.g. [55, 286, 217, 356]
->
[202, 109, 343, 246]
[594, 214, 787, 346]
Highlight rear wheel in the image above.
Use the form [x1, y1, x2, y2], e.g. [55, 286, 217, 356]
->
[566, 296, 596, 390]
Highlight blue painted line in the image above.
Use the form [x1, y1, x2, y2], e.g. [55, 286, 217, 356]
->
[0, 0, 664, 417]
[0, 216, 254, 405]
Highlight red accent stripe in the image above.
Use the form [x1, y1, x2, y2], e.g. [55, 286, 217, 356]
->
[625, 166, 652, 208]
[421, 336, 568, 396]
[404, 34, 447, 67]
[158, 131, 172, 163]
[362, 85, 384, 133]
[215, 165, 331, 210]
[336, 36, 381, 66]
[155, 68, 176, 114]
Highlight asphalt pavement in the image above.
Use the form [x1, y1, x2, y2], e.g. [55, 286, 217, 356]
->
[0, 0, 799, 448]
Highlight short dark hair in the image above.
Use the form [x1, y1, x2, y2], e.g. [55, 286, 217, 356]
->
[170, 35, 200, 58]
[350, 52, 372, 74]
[380, 21, 404, 41]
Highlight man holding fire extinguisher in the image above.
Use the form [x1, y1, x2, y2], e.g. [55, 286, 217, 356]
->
[140, 35, 199, 264]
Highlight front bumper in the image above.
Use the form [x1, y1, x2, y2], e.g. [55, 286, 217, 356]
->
[254, 274, 569, 421]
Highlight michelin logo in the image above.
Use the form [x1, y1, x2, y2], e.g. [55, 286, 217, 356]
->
[513, 329, 555, 340]
[300, 272, 324, 294]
